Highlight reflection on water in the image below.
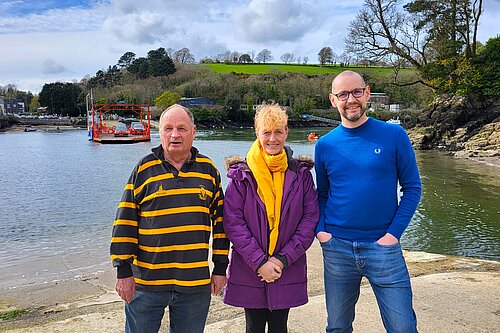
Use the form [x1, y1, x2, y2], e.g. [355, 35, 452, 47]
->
[402, 151, 500, 260]
[0, 128, 498, 289]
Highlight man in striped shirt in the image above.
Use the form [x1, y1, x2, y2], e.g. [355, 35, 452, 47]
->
[110, 104, 229, 333]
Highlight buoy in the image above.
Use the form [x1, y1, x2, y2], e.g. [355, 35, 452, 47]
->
[307, 133, 319, 141]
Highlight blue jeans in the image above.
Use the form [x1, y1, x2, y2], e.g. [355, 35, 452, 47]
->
[321, 237, 418, 333]
[125, 289, 211, 333]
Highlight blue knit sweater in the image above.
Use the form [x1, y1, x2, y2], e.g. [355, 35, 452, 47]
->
[314, 117, 421, 242]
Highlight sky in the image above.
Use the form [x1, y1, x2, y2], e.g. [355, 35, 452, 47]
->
[1, 0, 499, 94]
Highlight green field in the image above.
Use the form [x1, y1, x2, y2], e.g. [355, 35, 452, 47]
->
[204, 63, 403, 76]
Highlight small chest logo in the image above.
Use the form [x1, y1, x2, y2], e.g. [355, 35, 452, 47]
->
[198, 185, 208, 200]
[374, 148, 381, 154]
[156, 184, 168, 196]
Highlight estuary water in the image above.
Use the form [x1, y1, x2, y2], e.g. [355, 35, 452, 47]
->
[0, 128, 498, 290]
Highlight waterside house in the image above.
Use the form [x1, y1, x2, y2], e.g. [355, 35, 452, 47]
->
[179, 97, 216, 108]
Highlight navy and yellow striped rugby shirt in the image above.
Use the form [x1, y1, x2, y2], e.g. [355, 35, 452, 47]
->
[110, 145, 229, 293]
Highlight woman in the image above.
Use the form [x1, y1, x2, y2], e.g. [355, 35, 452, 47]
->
[223, 103, 319, 333]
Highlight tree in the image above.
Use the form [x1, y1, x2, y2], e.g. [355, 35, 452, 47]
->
[154, 90, 181, 109]
[345, 0, 484, 93]
[29, 95, 40, 113]
[147, 48, 176, 77]
[117, 52, 136, 69]
[106, 65, 122, 86]
[166, 48, 175, 59]
[174, 48, 196, 64]
[39, 82, 82, 116]
[128, 58, 150, 79]
[239, 54, 252, 63]
[303, 56, 309, 64]
[471, 36, 500, 96]
[318, 47, 333, 66]
[256, 49, 273, 63]
[225, 90, 242, 121]
[281, 52, 296, 64]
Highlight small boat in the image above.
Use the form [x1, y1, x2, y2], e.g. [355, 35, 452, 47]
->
[24, 127, 37, 132]
[386, 118, 401, 125]
[307, 133, 319, 141]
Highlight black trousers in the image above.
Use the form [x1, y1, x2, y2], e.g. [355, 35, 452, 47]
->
[244, 308, 290, 333]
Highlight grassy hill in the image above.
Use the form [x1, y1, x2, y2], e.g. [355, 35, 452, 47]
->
[203, 63, 411, 77]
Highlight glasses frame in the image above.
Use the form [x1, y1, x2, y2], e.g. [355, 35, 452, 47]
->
[331, 87, 367, 101]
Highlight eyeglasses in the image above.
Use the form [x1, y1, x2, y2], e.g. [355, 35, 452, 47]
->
[331, 87, 366, 101]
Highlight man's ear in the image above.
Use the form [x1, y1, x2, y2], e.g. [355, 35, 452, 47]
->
[329, 93, 337, 108]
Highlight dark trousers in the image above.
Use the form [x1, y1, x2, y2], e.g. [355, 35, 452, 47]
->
[244, 308, 290, 333]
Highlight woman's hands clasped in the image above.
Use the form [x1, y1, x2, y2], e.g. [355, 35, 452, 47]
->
[257, 257, 285, 283]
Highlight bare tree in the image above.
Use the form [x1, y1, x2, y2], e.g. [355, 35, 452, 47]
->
[280, 52, 296, 64]
[256, 49, 273, 63]
[303, 56, 309, 64]
[174, 48, 195, 64]
[230, 51, 241, 63]
[346, 0, 483, 72]
[166, 48, 175, 59]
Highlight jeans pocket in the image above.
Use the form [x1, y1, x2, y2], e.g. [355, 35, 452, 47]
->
[130, 289, 143, 303]
[319, 236, 333, 247]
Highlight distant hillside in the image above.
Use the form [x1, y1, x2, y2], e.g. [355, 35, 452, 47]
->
[203, 63, 413, 77]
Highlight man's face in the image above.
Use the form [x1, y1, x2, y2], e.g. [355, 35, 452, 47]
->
[159, 107, 196, 160]
[329, 75, 370, 124]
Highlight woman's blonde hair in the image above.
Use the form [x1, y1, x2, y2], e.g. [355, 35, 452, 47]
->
[254, 103, 288, 131]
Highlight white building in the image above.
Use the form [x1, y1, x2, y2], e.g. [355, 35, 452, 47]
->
[0, 96, 5, 116]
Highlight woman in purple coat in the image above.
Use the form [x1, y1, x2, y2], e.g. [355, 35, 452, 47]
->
[223, 103, 319, 333]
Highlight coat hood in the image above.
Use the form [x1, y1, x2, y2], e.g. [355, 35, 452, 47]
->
[224, 146, 314, 173]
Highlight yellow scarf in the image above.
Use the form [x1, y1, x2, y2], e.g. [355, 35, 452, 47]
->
[246, 139, 288, 256]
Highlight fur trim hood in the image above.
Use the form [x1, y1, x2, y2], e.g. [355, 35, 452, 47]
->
[224, 147, 314, 171]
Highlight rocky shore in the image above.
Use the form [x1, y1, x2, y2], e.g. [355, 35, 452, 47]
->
[407, 95, 500, 165]
[0, 242, 498, 333]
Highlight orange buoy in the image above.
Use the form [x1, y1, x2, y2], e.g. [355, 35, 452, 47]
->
[307, 133, 319, 141]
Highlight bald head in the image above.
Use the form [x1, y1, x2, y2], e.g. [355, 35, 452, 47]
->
[332, 70, 366, 92]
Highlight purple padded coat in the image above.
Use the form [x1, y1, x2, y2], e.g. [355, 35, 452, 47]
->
[223, 148, 319, 310]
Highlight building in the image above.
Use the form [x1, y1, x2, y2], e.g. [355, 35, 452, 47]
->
[3, 98, 26, 115]
[369, 93, 390, 110]
[0, 96, 5, 116]
[178, 97, 216, 108]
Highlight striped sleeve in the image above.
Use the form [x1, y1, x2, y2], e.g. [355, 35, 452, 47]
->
[110, 167, 140, 278]
[210, 168, 229, 275]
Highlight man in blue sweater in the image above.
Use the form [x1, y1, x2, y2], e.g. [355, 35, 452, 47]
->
[315, 70, 422, 333]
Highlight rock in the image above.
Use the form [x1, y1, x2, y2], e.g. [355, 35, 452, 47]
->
[407, 95, 500, 157]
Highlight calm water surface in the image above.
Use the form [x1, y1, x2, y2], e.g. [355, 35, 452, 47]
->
[0, 128, 498, 289]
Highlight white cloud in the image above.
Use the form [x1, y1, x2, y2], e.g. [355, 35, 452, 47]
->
[236, 0, 326, 43]
[103, 12, 176, 45]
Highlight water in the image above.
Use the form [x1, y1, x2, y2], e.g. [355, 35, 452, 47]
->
[0, 128, 498, 289]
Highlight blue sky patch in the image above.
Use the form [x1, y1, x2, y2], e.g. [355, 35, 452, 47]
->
[0, 0, 95, 16]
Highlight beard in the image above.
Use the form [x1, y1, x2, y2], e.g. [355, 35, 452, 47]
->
[341, 103, 366, 122]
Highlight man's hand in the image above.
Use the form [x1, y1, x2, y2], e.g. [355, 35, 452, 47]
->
[115, 276, 135, 303]
[317, 231, 332, 243]
[257, 261, 282, 283]
[211, 275, 227, 295]
[377, 233, 399, 245]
